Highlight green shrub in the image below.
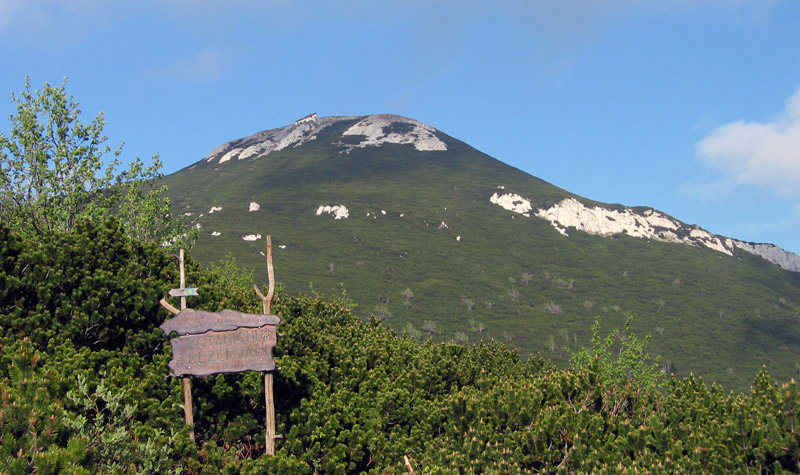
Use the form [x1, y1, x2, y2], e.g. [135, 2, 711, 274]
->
[4, 220, 800, 472]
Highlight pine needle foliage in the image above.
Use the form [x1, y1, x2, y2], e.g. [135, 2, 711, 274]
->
[2, 221, 800, 472]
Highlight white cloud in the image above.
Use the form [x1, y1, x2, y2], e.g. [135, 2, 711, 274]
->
[697, 87, 800, 197]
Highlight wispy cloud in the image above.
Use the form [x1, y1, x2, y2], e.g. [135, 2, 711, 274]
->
[147, 47, 235, 83]
[0, 0, 23, 31]
[696, 87, 800, 197]
[677, 179, 736, 204]
[0, 0, 113, 46]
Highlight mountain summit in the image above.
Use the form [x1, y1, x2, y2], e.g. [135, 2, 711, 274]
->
[164, 114, 800, 391]
[203, 114, 447, 165]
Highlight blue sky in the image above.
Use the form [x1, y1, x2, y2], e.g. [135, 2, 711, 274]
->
[3, 1, 800, 253]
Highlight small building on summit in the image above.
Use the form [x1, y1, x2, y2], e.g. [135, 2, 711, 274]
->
[295, 112, 318, 125]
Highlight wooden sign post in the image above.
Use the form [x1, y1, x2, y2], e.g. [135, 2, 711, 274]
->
[158, 250, 199, 441]
[255, 235, 278, 455]
[158, 239, 281, 454]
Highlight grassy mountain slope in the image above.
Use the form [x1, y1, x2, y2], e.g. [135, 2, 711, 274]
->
[162, 116, 800, 391]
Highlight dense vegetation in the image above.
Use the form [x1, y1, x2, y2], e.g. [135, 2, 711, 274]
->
[3, 220, 800, 473]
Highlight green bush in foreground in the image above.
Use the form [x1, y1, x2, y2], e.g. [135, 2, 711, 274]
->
[2, 220, 800, 472]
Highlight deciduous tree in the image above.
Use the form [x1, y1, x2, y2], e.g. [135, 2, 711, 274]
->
[0, 77, 190, 247]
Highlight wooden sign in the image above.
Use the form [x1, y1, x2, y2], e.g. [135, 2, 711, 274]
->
[160, 238, 281, 454]
[168, 326, 277, 377]
[160, 309, 281, 377]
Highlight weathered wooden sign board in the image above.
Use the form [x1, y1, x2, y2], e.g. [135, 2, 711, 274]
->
[160, 309, 281, 377]
[168, 327, 276, 376]
[161, 308, 279, 335]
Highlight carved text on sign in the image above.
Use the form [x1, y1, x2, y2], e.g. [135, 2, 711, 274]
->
[168, 326, 277, 377]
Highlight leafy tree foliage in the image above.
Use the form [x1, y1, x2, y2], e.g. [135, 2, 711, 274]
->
[571, 315, 664, 388]
[0, 77, 190, 248]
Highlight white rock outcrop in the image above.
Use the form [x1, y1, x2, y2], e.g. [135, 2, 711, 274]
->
[732, 241, 800, 272]
[242, 234, 262, 241]
[534, 198, 734, 255]
[524, 196, 800, 268]
[490, 193, 532, 217]
[340, 114, 447, 152]
[316, 205, 349, 220]
[204, 114, 446, 164]
[205, 116, 357, 163]
[489, 193, 780, 261]
[249, 202, 260, 212]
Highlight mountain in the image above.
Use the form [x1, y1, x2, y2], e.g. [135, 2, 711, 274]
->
[162, 114, 800, 391]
